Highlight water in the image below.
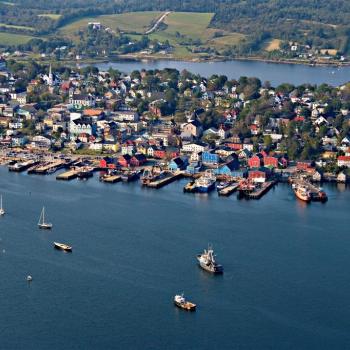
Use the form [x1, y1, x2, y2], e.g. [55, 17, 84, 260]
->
[95, 59, 350, 86]
[1, 167, 350, 349]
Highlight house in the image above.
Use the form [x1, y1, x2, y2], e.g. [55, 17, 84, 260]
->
[182, 120, 203, 138]
[337, 156, 350, 168]
[69, 93, 96, 108]
[100, 157, 118, 169]
[297, 161, 314, 171]
[130, 154, 147, 167]
[186, 161, 202, 175]
[118, 154, 132, 167]
[154, 148, 166, 159]
[168, 157, 188, 171]
[337, 172, 348, 183]
[69, 118, 96, 138]
[263, 156, 279, 168]
[248, 169, 268, 183]
[182, 142, 208, 153]
[214, 160, 240, 177]
[248, 154, 263, 168]
[202, 151, 220, 165]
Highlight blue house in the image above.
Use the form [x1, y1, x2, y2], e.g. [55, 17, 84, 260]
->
[169, 156, 188, 171]
[202, 151, 220, 165]
[186, 161, 202, 175]
[214, 160, 241, 177]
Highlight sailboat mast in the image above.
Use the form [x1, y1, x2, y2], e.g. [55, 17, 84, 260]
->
[42, 207, 45, 224]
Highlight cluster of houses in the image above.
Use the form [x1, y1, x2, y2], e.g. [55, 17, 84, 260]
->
[0, 63, 350, 182]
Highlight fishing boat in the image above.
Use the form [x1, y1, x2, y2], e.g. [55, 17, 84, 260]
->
[0, 195, 5, 216]
[174, 294, 196, 311]
[293, 185, 311, 202]
[121, 170, 140, 182]
[77, 167, 93, 180]
[197, 246, 223, 274]
[194, 171, 216, 193]
[216, 181, 231, 191]
[38, 207, 53, 229]
[54, 242, 72, 252]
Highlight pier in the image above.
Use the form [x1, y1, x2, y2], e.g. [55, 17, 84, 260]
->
[8, 160, 38, 172]
[100, 174, 121, 183]
[218, 183, 239, 196]
[28, 160, 67, 175]
[290, 178, 327, 201]
[56, 168, 80, 181]
[244, 181, 275, 199]
[146, 172, 183, 189]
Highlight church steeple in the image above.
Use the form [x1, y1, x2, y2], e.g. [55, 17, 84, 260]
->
[48, 64, 53, 86]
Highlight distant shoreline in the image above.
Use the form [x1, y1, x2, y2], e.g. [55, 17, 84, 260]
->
[70, 54, 350, 69]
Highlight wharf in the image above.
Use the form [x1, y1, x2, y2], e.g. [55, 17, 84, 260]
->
[28, 160, 67, 175]
[218, 183, 239, 196]
[56, 168, 80, 181]
[147, 172, 183, 188]
[290, 178, 327, 201]
[100, 175, 121, 183]
[8, 160, 38, 172]
[245, 181, 275, 199]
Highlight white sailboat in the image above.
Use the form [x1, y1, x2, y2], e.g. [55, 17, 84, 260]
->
[38, 206, 52, 229]
[0, 195, 5, 216]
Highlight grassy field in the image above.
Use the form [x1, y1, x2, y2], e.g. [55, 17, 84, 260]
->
[38, 14, 62, 20]
[59, 12, 162, 37]
[0, 23, 34, 31]
[0, 32, 35, 45]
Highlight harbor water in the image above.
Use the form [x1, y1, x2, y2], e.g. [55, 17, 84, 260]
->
[95, 59, 350, 86]
[1, 167, 350, 349]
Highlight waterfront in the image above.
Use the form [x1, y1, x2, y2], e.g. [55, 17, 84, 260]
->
[1, 167, 350, 349]
[95, 59, 350, 86]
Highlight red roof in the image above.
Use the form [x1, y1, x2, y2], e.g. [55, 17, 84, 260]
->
[338, 156, 350, 161]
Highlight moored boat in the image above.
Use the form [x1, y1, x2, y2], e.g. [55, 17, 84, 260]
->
[121, 170, 140, 182]
[174, 294, 196, 311]
[0, 195, 5, 216]
[197, 246, 223, 273]
[293, 185, 311, 202]
[194, 171, 216, 193]
[38, 207, 53, 229]
[216, 181, 230, 191]
[54, 242, 72, 252]
[77, 167, 93, 180]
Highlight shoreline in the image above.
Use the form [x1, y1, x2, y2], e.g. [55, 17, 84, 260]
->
[52, 54, 350, 69]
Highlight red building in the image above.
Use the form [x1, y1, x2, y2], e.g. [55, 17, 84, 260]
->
[263, 156, 279, 168]
[248, 170, 267, 183]
[248, 154, 263, 168]
[130, 154, 147, 167]
[154, 149, 166, 159]
[227, 143, 243, 151]
[100, 157, 117, 169]
[297, 161, 314, 171]
[118, 154, 132, 167]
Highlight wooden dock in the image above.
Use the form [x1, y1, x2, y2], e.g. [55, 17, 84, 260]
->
[100, 175, 121, 183]
[218, 183, 239, 196]
[28, 160, 66, 175]
[245, 181, 275, 199]
[56, 169, 80, 181]
[147, 173, 183, 188]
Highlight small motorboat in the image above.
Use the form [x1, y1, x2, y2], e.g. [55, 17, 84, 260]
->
[27, 275, 32, 282]
[54, 242, 72, 252]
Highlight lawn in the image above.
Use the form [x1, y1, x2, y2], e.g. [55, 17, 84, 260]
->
[209, 33, 246, 48]
[38, 14, 62, 20]
[0, 32, 35, 45]
[59, 12, 162, 37]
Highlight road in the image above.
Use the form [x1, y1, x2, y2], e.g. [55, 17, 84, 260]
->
[145, 11, 171, 35]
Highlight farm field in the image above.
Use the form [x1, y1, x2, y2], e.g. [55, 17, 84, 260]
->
[0, 32, 35, 45]
[38, 14, 62, 20]
[0, 23, 34, 31]
[59, 12, 162, 37]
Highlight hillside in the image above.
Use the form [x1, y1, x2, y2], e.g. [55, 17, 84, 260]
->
[0, 0, 349, 58]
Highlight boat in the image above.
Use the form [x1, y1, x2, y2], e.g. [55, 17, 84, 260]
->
[121, 170, 140, 182]
[174, 294, 196, 311]
[77, 167, 93, 180]
[38, 207, 53, 229]
[293, 185, 311, 202]
[54, 242, 72, 252]
[194, 171, 216, 193]
[216, 181, 230, 191]
[197, 246, 223, 273]
[140, 168, 165, 185]
[27, 275, 32, 282]
[0, 195, 5, 216]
